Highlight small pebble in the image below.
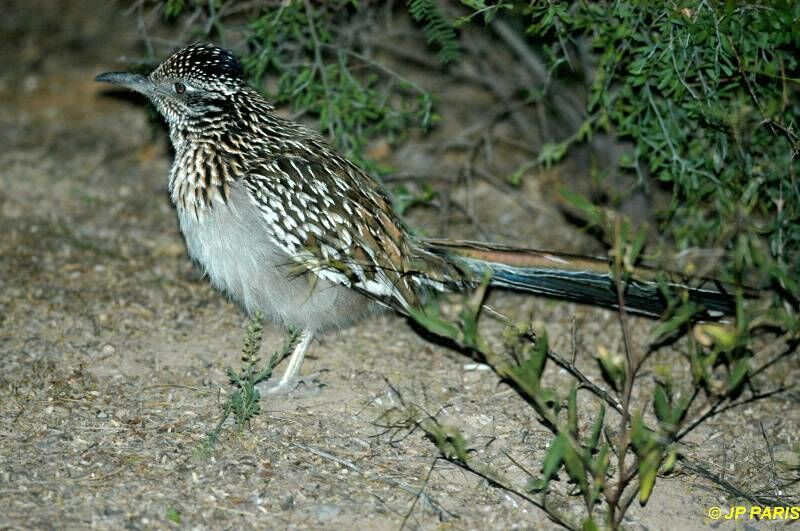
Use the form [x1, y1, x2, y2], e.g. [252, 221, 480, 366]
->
[311, 504, 340, 521]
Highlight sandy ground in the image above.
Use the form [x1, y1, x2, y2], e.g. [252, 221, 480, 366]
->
[1, 2, 798, 530]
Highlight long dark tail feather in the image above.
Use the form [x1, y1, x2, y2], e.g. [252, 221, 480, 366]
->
[424, 239, 752, 318]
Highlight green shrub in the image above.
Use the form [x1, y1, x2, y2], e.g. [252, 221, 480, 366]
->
[528, 1, 799, 303]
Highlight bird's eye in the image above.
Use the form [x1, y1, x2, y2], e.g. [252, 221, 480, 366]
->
[174, 82, 186, 94]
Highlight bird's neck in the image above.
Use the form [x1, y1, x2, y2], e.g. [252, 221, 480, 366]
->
[169, 89, 274, 152]
[168, 124, 246, 217]
[166, 90, 309, 216]
[169, 112, 230, 151]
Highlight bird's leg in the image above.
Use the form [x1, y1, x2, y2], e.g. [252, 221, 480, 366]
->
[259, 329, 317, 396]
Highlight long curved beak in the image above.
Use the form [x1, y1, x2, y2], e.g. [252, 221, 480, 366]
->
[95, 72, 153, 95]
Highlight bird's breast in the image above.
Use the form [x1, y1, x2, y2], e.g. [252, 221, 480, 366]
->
[169, 144, 243, 216]
[175, 183, 283, 317]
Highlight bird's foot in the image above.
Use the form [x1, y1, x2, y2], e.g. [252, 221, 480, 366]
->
[257, 372, 323, 397]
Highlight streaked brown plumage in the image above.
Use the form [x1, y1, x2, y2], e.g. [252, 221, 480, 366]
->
[96, 43, 740, 393]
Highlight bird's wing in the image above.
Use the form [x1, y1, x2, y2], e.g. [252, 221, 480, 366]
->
[243, 151, 450, 311]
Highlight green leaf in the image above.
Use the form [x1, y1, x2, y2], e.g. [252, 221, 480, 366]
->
[560, 189, 603, 227]
[460, 273, 490, 348]
[624, 225, 649, 271]
[592, 443, 610, 477]
[670, 392, 693, 426]
[663, 447, 677, 474]
[567, 384, 579, 439]
[536, 141, 569, 167]
[653, 383, 671, 423]
[589, 444, 610, 507]
[652, 302, 700, 341]
[630, 414, 652, 451]
[726, 359, 750, 393]
[165, 506, 182, 524]
[584, 405, 605, 458]
[538, 386, 557, 406]
[529, 433, 566, 492]
[576, 118, 594, 141]
[408, 307, 460, 340]
[531, 332, 549, 378]
[563, 444, 589, 495]
[445, 426, 470, 462]
[509, 332, 549, 389]
[596, 345, 625, 391]
[408, 0, 461, 64]
[506, 161, 536, 187]
[582, 518, 600, 531]
[163, 0, 185, 19]
[699, 323, 739, 351]
[638, 449, 660, 505]
[460, 311, 479, 348]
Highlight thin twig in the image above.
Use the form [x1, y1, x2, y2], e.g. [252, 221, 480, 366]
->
[546, 349, 625, 416]
[760, 421, 779, 498]
[291, 442, 454, 520]
[490, 19, 584, 129]
[400, 457, 439, 530]
[675, 385, 791, 442]
[440, 456, 577, 530]
[678, 455, 795, 506]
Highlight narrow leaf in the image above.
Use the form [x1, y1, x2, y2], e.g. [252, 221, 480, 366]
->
[567, 384, 579, 439]
[529, 433, 566, 493]
[726, 359, 749, 393]
[584, 405, 606, 458]
[653, 383, 671, 423]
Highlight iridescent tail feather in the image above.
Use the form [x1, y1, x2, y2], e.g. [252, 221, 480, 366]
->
[425, 239, 748, 318]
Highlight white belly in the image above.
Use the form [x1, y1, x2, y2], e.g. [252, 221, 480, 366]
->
[176, 184, 377, 332]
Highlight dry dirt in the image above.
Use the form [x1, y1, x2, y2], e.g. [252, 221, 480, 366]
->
[1, 2, 798, 530]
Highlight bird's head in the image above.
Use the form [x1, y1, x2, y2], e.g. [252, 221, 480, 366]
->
[96, 43, 245, 136]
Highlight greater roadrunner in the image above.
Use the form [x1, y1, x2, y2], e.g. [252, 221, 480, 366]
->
[96, 44, 738, 394]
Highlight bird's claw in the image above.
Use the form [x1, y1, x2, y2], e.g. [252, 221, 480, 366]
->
[257, 372, 323, 397]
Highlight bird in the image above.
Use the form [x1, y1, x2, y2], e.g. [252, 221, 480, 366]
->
[96, 43, 740, 394]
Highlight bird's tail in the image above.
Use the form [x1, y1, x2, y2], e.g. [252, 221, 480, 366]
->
[423, 239, 745, 318]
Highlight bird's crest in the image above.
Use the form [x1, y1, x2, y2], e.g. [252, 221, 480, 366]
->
[152, 43, 244, 90]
